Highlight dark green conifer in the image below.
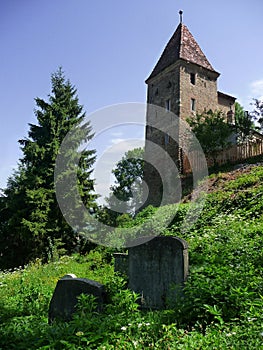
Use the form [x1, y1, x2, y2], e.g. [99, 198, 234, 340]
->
[0, 68, 97, 268]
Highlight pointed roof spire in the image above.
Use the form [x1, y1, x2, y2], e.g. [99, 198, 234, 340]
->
[146, 21, 219, 82]
[179, 10, 183, 24]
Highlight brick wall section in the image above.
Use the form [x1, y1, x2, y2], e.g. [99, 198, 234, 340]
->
[143, 103, 180, 206]
[179, 62, 219, 120]
[147, 63, 180, 116]
[146, 61, 234, 122]
[218, 92, 236, 118]
[144, 64, 181, 206]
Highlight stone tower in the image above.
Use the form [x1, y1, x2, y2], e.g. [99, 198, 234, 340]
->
[143, 14, 236, 206]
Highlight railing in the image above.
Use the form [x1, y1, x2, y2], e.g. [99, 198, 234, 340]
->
[181, 139, 263, 174]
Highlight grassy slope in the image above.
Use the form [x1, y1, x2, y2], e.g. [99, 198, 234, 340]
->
[0, 162, 263, 349]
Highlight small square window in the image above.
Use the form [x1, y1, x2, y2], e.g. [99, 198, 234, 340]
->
[190, 73, 196, 85]
[165, 99, 171, 111]
[191, 98, 196, 111]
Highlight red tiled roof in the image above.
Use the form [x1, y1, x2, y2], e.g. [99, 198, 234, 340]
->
[146, 23, 218, 82]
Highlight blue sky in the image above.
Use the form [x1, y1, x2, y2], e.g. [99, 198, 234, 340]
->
[1, 0, 263, 193]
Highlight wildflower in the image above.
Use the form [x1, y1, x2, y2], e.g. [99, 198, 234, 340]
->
[121, 326, 127, 331]
[76, 331, 84, 337]
[226, 332, 236, 337]
[137, 322, 150, 328]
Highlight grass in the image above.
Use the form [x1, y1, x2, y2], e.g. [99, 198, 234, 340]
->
[0, 165, 263, 349]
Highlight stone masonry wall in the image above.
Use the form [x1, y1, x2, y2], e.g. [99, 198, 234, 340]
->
[144, 63, 181, 206]
[179, 62, 219, 120]
[218, 94, 235, 118]
[147, 63, 180, 117]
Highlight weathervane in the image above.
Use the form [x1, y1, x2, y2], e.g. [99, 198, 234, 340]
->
[179, 10, 183, 24]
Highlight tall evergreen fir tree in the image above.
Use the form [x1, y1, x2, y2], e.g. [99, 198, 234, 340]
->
[0, 68, 97, 268]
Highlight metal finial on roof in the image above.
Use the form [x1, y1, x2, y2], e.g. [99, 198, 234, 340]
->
[179, 10, 183, 24]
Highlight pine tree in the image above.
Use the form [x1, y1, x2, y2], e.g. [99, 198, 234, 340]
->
[0, 68, 97, 268]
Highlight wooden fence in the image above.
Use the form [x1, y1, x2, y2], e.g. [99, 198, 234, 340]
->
[182, 139, 263, 174]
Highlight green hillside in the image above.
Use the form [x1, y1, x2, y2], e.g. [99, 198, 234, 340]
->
[0, 163, 263, 349]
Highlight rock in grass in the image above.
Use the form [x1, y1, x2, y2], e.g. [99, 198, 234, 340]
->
[48, 277, 107, 323]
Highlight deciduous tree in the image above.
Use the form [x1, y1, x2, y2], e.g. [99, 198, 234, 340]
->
[234, 102, 255, 143]
[250, 98, 263, 132]
[187, 110, 233, 166]
[102, 147, 144, 221]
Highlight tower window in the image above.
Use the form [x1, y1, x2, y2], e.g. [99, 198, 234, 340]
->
[167, 81, 172, 88]
[190, 73, 196, 85]
[165, 99, 171, 111]
[191, 98, 196, 111]
[164, 133, 169, 145]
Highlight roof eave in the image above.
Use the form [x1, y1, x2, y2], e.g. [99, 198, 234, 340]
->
[218, 91, 236, 102]
[146, 58, 220, 84]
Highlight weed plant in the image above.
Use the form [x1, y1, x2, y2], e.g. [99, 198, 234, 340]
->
[0, 166, 263, 349]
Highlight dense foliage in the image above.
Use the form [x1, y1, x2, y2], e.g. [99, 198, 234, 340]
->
[97, 147, 144, 227]
[0, 69, 97, 268]
[234, 101, 255, 143]
[108, 147, 144, 213]
[186, 110, 234, 165]
[0, 163, 262, 349]
[250, 98, 263, 132]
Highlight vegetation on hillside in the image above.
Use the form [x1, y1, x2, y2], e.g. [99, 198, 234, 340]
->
[0, 163, 263, 349]
[0, 67, 263, 348]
